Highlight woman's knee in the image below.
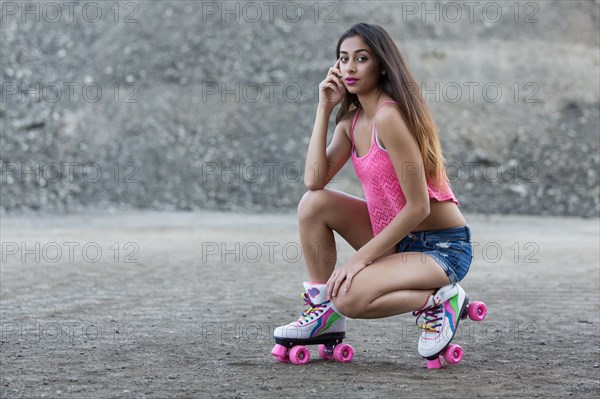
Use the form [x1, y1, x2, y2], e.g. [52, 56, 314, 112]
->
[297, 189, 332, 223]
[331, 290, 365, 319]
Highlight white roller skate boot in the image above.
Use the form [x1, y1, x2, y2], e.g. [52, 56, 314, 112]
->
[412, 283, 468, 366]
[271, 282, 352, 365]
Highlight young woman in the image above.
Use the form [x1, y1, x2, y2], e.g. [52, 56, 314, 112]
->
[273, 23, 474, 363]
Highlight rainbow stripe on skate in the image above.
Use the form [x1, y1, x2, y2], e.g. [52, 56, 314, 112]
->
[444, 295, 459, 334]
[310, 308, 341, 337]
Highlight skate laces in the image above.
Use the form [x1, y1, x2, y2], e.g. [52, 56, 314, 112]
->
[297, 293, 327, 324]
[413, 303, 443, 333]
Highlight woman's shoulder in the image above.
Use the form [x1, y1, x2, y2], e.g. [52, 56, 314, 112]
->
[374, 99, 404, 125]
[374, 100, 411, 144]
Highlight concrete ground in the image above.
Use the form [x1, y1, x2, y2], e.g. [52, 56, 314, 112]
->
[1, 210, 599, 398]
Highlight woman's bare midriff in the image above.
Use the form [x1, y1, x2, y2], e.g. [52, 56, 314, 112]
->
[412, 199, 467, 232]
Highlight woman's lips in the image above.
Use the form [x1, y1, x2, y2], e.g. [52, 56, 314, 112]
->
[345, 78, 359, 85]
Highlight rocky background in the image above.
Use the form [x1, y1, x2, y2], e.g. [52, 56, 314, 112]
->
[1, 0, 599, 217]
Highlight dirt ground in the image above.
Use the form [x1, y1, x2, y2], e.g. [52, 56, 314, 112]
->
[1, 210, 599, 398]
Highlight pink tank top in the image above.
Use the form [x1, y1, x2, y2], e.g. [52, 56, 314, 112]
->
[350, 101, 459, 236]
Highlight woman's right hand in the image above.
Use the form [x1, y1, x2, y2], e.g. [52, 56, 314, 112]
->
[318, 59, 346, 111]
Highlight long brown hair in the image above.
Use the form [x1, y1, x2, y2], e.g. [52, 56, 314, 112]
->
[335, 23, 449, 188]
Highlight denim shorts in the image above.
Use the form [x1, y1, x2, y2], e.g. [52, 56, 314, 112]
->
[395, 225, 473, 284]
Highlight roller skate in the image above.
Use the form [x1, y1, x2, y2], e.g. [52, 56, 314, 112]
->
[412, 283, 487, 369]
[271, 282, 353, 365]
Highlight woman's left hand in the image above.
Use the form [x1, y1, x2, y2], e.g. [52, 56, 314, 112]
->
[326, 258, 370, 301]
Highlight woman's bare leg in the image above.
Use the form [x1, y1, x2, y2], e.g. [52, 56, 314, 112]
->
[297, 188, 383, 283]
[297, 188, 452, 319]
[331, 251, 452, 319]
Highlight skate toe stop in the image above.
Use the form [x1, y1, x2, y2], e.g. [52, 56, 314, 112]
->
[426, 358, 443, 369]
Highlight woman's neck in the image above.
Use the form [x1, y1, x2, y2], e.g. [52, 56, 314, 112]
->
[357, 88, 390, 121]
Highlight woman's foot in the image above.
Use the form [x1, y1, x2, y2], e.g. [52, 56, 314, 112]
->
[273, 282, 346, 340]
[412, 283, 468, 358]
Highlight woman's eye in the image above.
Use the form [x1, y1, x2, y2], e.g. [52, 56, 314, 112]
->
[340, 57, 367, 62]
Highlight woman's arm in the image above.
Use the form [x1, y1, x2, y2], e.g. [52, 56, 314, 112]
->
[304, 107, 352, 190]
[352, 107, 431, 264]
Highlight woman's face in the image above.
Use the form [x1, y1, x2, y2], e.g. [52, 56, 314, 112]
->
[338, 35, 383, 94]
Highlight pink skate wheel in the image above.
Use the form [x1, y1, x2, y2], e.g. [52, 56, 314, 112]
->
[318, 344, 334, 360]
[426, 357, 443, 369]
[467, 301, 487, 321]
[332, 343, 353, 363]
[289, 346, 310, 365]
[443, 344, 463, 365]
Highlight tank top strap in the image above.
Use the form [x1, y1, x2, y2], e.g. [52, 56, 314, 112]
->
[374, 100, 400, 116]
